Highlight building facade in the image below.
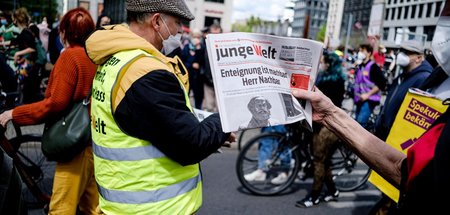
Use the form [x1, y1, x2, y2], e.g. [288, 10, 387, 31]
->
[380, 0, 444, 49]
[292, 0, 329, 39]
[252, 19, 291, 36]
[325, 0, 345, 47]
[339, 0, 373, 48]
[102, 0, 232, 32]
[185, 0, 233, 32]
[63, 0, 104, 23]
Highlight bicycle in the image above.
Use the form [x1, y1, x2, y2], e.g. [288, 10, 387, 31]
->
[0, 92, 55, 209]
[235, 124, 371, 196]
[236, 128, 261, 151]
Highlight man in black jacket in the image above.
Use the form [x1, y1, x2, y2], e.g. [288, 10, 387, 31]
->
[375, 40, 432, 141]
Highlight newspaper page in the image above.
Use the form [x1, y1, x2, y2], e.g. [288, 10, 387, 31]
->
[206, 32, 323, 132]
[193, 108, 213, 122]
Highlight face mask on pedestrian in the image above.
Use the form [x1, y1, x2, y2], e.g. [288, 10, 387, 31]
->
[431, 16, 450, 76]
[0, 19, 7, 26]
[357, 52, 366, 61]
[396, 52, 410, 67]
[157, 15, 182, 56]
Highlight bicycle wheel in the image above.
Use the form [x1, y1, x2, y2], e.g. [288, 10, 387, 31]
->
[236, 133, 300, 196]
[237, 128, 260, 151]
[10, 134, 55, 207]
[332, 143, 371, 192]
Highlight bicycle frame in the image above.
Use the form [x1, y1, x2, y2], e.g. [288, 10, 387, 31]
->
[0, 92, 51, 209]
[0, 127, 50, 207]
[236, 124, 371, 195]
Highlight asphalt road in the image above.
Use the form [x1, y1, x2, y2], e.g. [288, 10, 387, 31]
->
[26, 136, 381, 215]
[197, 148, 381, 215]
[25, 97, 383, 214]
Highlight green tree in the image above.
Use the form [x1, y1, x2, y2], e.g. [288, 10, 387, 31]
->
[316, 23, 327, 42]
[232, 15, 262, 32]
[0, 0, 58, 25]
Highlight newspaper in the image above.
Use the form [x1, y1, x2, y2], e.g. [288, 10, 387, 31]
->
[206, 32, 323, 132]
[193, 108, 213, 122]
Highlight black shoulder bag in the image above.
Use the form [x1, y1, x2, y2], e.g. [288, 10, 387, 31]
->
[42, 92, 91, 162]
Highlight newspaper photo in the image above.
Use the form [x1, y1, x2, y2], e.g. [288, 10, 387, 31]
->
[206, 32, 323, 132]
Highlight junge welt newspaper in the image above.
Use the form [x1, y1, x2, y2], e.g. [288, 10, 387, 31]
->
[206, 32, 323, 132]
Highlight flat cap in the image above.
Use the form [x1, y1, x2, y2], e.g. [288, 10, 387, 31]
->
[400, 40, 424, 54]
[126, 0, 195, 21]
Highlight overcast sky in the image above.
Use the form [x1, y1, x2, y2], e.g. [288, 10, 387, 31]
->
[232, 0, 290, 23]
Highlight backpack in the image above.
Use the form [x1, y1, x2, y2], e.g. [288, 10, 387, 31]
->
[24, 28, 47, 65]
[34, 39, 47, 65]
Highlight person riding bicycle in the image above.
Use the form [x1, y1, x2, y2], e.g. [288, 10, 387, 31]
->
[243, 124, 291, 184]
[296, 51, 346, 208]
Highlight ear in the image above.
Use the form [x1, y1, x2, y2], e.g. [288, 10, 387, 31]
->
[416, 55, 424, 63]
[149, 13, 162, 32]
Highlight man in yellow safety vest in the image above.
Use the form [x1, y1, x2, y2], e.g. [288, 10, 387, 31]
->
[85, 0, 234, 214]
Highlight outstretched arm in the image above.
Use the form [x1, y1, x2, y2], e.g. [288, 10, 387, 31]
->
[292, 88, 405, 187]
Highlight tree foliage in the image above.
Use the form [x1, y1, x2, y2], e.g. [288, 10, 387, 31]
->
[0, 0, 58, 25]
[316, 23, 327, 42]
[232, 15, 263, 32]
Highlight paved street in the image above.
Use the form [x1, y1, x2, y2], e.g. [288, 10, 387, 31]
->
[26, 140, 381, 215]
[25, 97, 382, 214]
[198, 148, 381, 215]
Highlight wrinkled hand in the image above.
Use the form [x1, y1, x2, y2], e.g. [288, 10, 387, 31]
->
[291, 88, 336, 124]
[0, 110, 13, 127]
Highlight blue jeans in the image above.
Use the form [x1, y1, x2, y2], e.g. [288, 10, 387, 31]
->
[258, 125, 291, 171]
[355, 101, 376, 128]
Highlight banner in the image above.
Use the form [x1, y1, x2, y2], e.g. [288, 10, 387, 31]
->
[368, 88, 448, 202]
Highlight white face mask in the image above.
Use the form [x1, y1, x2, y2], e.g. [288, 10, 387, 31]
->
[158, 16, 182, 56]
[396, 52, 410, 67]
[357, 52, 366, 61]
[431, 16, 450, 76]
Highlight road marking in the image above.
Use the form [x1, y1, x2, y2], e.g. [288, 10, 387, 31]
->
[332, 169, 369, 175]
[327, 201, 377, 208]
[339, 189, 381, 197]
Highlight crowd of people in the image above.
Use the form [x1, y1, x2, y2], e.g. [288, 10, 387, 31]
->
[0, 0, 449, 214]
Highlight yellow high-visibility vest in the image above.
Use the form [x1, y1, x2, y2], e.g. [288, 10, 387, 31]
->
[91, 49, 201, 215]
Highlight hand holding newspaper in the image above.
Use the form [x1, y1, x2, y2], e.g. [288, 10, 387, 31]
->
[206, 32, 323, 132]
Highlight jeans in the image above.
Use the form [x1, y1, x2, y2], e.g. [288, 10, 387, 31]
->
[355, 101, 376, 128]
[258, 125, 291, 171]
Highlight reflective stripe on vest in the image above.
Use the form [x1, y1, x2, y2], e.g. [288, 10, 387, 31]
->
[92, 141, 165, 161]
[98, 174, 201, 204]
[91, 49, 202, 214]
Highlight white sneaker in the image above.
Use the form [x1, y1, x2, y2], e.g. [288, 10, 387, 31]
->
[271, 172, 288, 185]
[244, 169, 266, 181]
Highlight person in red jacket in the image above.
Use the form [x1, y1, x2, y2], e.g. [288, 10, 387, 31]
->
[0, 8, 99, 214]
[373, 44, 387, 68]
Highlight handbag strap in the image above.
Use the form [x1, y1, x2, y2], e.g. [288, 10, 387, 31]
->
[83, 89, 92, 105]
